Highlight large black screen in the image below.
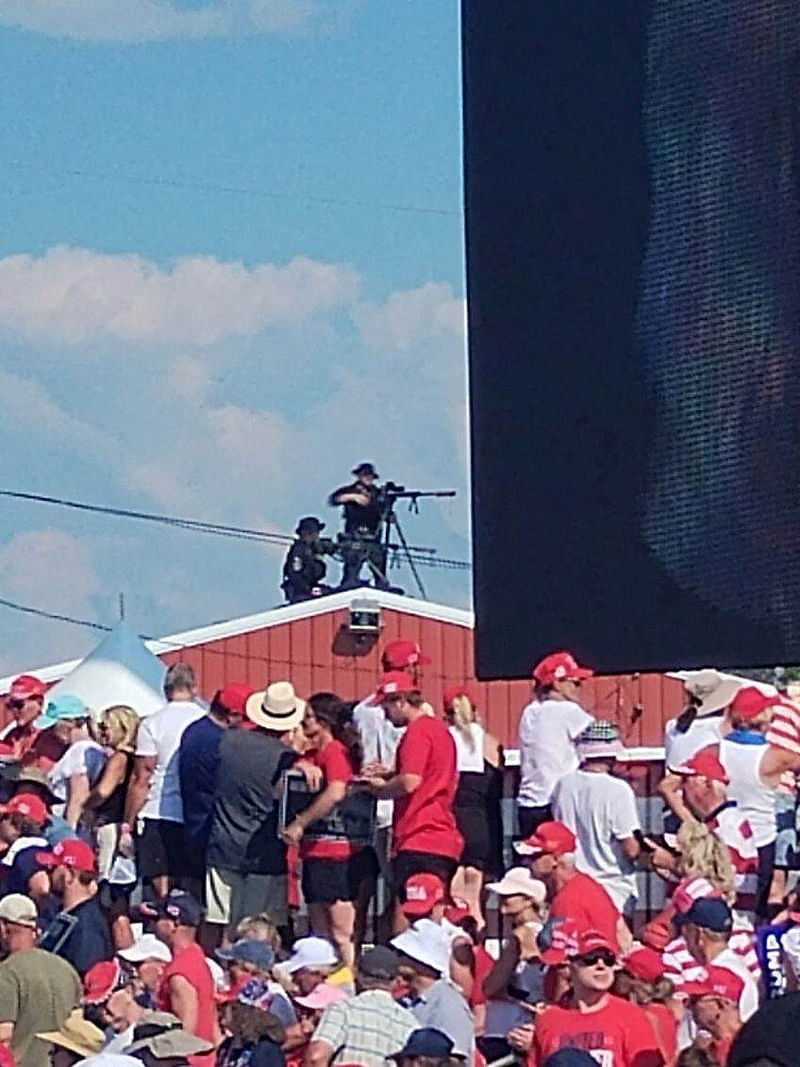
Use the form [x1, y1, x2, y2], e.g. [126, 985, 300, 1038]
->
[463, 1, 800, 677]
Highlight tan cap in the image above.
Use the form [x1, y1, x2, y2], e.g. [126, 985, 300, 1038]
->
[0, 893, 37, 928]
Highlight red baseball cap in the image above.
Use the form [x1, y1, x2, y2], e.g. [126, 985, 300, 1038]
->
[532, 652, 593, 687]
[215, 683, 253, 716]
[443, 684, 476, 709]
[673, 751, 730, 785]
[368, 671, 417, 706]
[8, 674, 46, 701]
[36, 838, 97, 874]
[623, 947, 664, 984]
[401, 873, 446, 917]
[569, 929, 617, 960]
[540, 918, 581, 965]
[515, 820, 577, 857]
[383, 639, 431, 670]
[0, 793, 48, 823]
[729, 686, 786, 722]
[83, 959, 122, 1004]
[683, 965, 744, 1004]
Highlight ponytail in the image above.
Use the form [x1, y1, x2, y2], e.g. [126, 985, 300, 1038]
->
[309, 692, 364, 773]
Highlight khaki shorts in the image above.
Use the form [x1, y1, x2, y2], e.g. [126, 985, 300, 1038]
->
[205, 867, 288, 930]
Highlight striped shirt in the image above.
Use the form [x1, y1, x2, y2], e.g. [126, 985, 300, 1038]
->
[767, 701, 800, 756]
[312, 989, 417, 1067]
[662, 928, 761, 988]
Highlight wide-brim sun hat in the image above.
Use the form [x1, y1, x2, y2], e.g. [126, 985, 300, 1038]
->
[667, 668, 775, 718]
[245, 681, 306, 731]
[36, 1012, 105, 1059]
[485, 867, 547, 904]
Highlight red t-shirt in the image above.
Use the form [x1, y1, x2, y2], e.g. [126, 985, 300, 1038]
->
[2, 722, 40, 762]
[157, 942, 216, 1067]
[549, 872, 621, 950]
[301, 739, 355, 861]
[529, 995, 664, 1067]
[643, 1003, 677, 1067]
[393, 715, 462, 860]
[20, 726, 66, 772]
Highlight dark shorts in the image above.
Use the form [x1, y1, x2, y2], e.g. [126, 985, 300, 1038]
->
[302, 849, 379, 905]
[137, 819, 201, 882]
[392, 851, 458, 898]
[517, 804, 553, 839]
[455, 805, 491, 870]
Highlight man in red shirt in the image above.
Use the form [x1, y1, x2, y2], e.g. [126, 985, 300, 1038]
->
[529, 929, 663, 1067]
[516, 821, 623, 951]
[153, 890, 219, 1067]
[0, 675, 46, 761]
[363, 671, 462, 933]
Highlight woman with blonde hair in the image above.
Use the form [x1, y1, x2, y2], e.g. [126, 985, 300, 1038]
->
[443, 685, 503, 925]
[85, 703, 139, 945]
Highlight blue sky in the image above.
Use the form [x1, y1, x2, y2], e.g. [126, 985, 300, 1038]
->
[0, 0, 470, 672]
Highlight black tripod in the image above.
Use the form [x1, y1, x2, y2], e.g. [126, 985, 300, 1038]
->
[377, 488, 456, 599]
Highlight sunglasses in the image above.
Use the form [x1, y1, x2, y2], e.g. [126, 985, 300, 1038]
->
[7, 699, 26, 711]
[576, 951, 616, 967]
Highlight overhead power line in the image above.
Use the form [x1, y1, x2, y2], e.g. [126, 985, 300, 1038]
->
[6, 159, 461, 220]
[0, 488, 471, 571]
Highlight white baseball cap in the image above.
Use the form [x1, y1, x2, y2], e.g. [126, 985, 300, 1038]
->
[117, 933, 172, 964]
[485, 867, 547, 904]
[0, 893, 37, 928]
[283, 936, 338, 974]
[391, 918, 451, 976]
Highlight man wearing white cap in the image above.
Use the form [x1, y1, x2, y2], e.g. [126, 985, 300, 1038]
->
[115, 934, 172, 1013]
[279, 935, 347, 997]
[0, 894, 82, 1067]
[551, 720, 642, 915]
[206, 682, 303, 937]
[391, 920, 473, 1063]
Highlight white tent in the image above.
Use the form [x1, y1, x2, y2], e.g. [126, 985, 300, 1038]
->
[46, 620, 166, 718]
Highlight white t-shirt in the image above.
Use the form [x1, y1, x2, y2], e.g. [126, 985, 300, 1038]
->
[719, 738, 776, 848]
[353, 694, 405, 830]
[48, 739, 107, 804]
[664, 715, 724, 771]
[135, 700, 204, 822]
[552, 769, 640, 910]
[517, 698, 593, 807]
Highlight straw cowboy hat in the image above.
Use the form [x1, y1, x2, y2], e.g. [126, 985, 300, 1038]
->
[37, 1011, 105, 1059]
[668, 669, 746, 717]
[245, 681, 306, 731]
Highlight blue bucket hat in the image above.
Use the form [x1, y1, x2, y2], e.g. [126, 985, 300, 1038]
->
[34, 693, 89, 729]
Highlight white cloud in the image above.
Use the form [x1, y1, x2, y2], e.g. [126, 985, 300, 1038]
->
[352, 281, 466, 352]
[0, 367, 114, 455]
[0, 246, 360, 348]
[0, 0, 354, 42]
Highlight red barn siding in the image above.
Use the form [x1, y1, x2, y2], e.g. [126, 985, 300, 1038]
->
[1, 599, 686, 747]
[154, 605, 684, 749]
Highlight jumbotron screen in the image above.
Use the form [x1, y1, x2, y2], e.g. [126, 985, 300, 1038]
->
[462, 1, 800, 677]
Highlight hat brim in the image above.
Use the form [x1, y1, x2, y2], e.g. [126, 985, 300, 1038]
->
[245, 691, 306, 731]
[513, 840, 542, 856]
[485, 880, 544, 902]
[127, 1033, 214, 1058]
[400, 900, 434, 917]
[578, 742, 624, 760]
[36, 1032, 102, 1059]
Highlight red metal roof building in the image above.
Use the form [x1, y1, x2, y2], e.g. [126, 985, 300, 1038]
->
[2, 589, 685, 751]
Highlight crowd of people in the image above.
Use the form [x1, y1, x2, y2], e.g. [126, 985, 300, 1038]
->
[1, 644, 800, 1067]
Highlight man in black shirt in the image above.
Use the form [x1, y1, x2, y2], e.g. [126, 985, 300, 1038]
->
[37, 838, 112, 977]
[281, 517, 332, 604]
[205, 681, 302, 941]
[329, 462, 389, 589]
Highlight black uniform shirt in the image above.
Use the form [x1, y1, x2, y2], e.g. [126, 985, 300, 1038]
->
[329, 480, 382, 535]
